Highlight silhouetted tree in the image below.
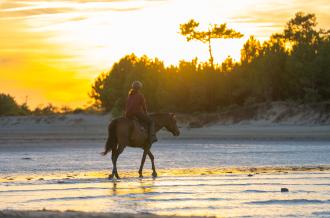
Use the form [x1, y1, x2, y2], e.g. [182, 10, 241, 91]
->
[282, 12, 329, 101]
[33, 104, 58, 115]
[241, 36, 262, 64]
[284, 12, 319, 46]
[0, 93, 30, 115]
[179, 19, 243, 67]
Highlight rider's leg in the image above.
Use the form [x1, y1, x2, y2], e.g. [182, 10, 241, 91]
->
[136, 113, 157, 144]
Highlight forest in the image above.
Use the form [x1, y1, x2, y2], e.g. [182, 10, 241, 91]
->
[90, 12, 330, 116]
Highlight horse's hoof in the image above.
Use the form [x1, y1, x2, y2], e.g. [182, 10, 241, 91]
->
[139, 174, 143, 178]
[152, 172, 158, 178]
[108, 174, 114, 180]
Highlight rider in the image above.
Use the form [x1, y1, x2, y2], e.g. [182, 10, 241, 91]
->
[125, 81, 157, 144]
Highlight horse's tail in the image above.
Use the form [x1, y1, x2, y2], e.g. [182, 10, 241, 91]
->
[101, 118, 118, 156]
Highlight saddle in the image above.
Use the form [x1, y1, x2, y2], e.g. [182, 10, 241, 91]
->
[132, 118, 147, 132]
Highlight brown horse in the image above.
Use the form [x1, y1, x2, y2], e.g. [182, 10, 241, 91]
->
[102, 113, 180, 179]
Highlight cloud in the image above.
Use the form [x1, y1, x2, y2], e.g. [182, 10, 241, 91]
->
[74, 0, 138, 2]
[0, 57, 19, 67]
[229, 0, 330, 39]
[65, 16, 87, 22]
[0, 0, 159, 22]
[0, 7, 74, 17]
[0, 2, 26, 10]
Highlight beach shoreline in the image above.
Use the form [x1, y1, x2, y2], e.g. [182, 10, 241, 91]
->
[1, 166, 330, 182]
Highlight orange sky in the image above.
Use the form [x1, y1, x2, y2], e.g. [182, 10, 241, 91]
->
[1, 0, 330, 108]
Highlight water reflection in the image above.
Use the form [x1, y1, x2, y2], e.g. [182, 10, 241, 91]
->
[109, 178, 156, 197]
[111, 181, 117, 195]
[139, 178, 155, 194]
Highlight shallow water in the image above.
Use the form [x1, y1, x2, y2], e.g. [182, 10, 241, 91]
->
[0, 139, 330, 173]
[1, 139, 330, 217]
[1, 172, 330, 217]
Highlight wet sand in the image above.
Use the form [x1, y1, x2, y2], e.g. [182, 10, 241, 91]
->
[0, 210, 196, 218]
[1, 167, 330, 217]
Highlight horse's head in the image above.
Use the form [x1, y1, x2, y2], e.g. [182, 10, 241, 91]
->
[164, 113, 180, 136]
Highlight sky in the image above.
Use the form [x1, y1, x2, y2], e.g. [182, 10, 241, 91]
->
[1, 0, 330, 108]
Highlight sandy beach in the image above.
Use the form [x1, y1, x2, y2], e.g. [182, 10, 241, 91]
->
[1, 113, 330, 217]
[0, 111, 330, 142]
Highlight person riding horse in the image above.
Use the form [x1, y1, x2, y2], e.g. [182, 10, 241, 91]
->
[102, 80, 179, 179]
[125, 81, 157, 145]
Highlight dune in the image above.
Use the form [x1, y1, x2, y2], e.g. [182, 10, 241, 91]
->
[1, 102, 330, 144]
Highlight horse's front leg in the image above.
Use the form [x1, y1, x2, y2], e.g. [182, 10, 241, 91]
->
[138, 150, 148, 178]
[147, 151, 157, 178]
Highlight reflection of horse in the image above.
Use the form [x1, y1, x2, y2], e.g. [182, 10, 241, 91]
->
[110, 179, 155, 197]
[102, 113, 180, 179]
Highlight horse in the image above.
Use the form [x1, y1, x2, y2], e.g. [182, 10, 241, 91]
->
[102, 113, 180, 179]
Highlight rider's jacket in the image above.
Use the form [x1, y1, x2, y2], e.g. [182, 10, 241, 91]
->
[125, 89, 147, 118]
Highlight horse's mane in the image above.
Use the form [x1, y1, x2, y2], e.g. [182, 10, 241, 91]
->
[113, 113, 170, 122]
[149, 112, 170, 116]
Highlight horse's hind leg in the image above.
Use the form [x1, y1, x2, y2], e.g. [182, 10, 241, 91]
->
[148, 151, 157, 178]
[138, 150, 147, 178]
[114, 145, 126, 179]
[109, 145, 125, 180]
[108, 147, 117, 180]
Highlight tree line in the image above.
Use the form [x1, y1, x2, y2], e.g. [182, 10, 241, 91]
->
[0, 94, 87, 115]
[90, 12, 330, 116]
